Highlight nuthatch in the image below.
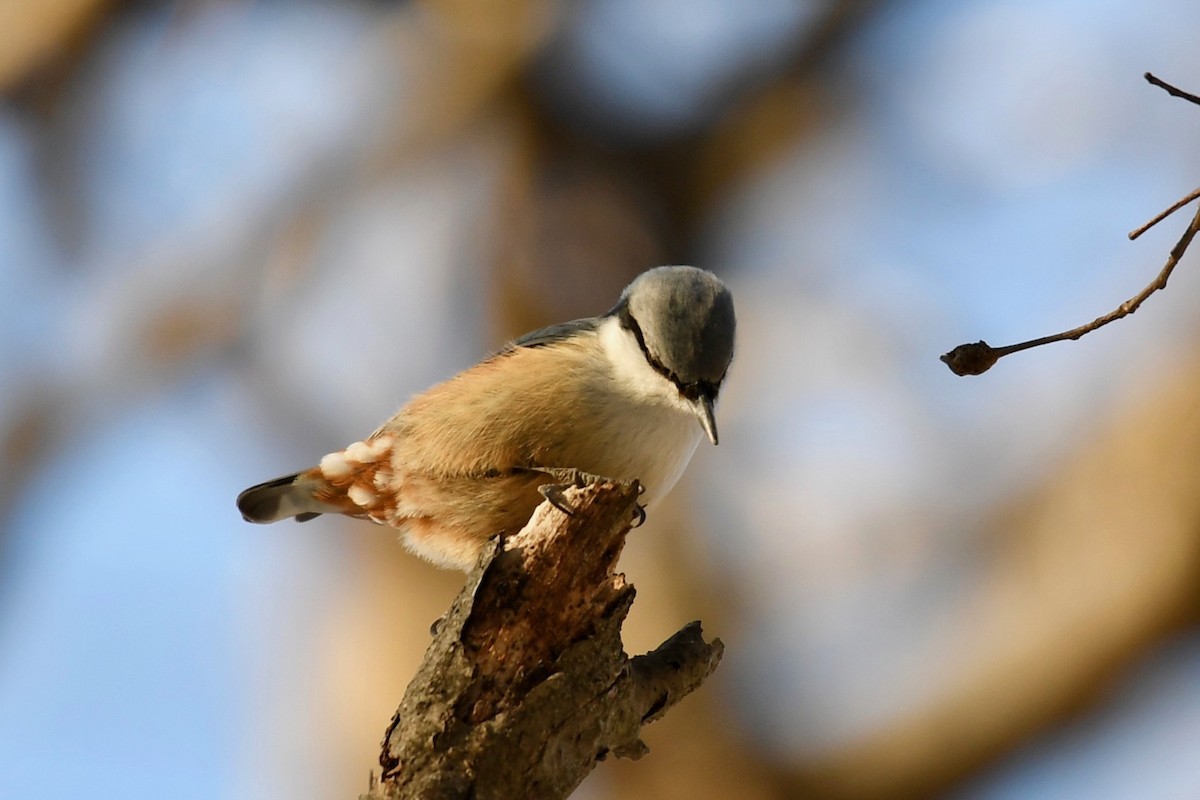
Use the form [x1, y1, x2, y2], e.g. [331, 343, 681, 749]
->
[237, 265, 736, 570]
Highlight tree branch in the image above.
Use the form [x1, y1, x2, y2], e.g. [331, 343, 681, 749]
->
[941, 196, 1200, 376]
[940, 74, 1200, 376]
[359, 481, 724, 800]
[1144, 71, 1200, 106]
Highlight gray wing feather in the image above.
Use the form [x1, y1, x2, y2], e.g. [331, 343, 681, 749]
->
[501, 316, 602, 352]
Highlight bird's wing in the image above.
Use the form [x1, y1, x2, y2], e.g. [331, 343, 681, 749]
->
[501, 317, 602, 351]
[388, 332, 603, 478]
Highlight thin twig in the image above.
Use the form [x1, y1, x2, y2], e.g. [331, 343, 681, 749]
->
[1145, 72, 1200, 106]
[940, 74, 1200, 377]
[1129, 186, 1200, 240]
[942, 197, 1200, 376]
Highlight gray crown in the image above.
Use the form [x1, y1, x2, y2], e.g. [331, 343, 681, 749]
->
[620, 266, 736, 389]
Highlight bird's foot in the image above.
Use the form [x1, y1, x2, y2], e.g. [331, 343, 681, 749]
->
[535, 469, 646, 526]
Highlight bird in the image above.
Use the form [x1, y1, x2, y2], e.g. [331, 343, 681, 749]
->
[237, 265, 736, 570]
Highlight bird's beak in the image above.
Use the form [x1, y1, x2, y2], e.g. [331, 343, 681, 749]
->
[691, 394, 719, 446]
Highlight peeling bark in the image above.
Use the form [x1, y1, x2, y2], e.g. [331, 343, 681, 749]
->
[360, 481, 724, 800]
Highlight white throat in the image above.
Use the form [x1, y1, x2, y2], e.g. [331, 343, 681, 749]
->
[595, 315, 705, 501]
[597, 316, 692, 413]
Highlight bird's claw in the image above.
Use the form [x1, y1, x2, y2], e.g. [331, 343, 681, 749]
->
[538, 483, 576, 516]
[536, 471, 646, 525]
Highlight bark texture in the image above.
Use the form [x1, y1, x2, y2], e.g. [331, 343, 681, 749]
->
[360, 481, 724, 800]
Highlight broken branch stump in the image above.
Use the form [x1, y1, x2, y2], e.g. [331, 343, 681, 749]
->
[360, 481, 725, 800]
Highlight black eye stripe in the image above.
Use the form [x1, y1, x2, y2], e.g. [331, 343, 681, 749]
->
[617, 307, 720, 400]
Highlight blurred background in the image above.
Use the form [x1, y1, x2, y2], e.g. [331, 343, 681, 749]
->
[3, 0, 1200, 798]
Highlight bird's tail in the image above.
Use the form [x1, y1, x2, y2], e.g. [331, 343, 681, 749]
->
[237, 470, 339, 523]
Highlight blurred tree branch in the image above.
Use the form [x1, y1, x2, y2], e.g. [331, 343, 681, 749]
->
[359, 482, 724, 800]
